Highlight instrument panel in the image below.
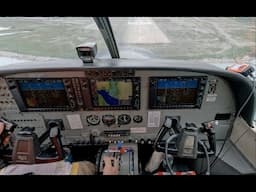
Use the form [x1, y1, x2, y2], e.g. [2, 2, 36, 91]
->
[0, 68, 236, 145]
[5, 70, 207, 112]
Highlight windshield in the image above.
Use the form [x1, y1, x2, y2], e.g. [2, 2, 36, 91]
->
[0, 17, 110, 62]
[110, 17, 256, 65]
[0, 17, 255, 63]
[0, 17, 255, 65]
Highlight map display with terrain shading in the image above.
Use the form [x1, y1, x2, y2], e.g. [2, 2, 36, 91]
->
[95, 80, 133, 106]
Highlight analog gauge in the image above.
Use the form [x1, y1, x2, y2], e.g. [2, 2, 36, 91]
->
[102, 114, 116, 126]
[133, 115, 143, 123]
[87, 115, 100, 126]
[118, 114, 131, 125]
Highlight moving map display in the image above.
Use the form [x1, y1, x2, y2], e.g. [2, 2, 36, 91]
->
[90, 78, 140, 110]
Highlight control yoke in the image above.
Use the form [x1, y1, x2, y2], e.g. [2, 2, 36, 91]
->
[154, 117, 216, 175]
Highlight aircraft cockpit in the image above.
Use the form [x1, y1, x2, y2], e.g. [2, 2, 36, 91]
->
[0, 17, 255, 175]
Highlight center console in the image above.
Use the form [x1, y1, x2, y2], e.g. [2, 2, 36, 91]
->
[97, 143, 139, 175]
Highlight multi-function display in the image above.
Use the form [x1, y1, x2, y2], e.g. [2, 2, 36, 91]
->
[149, 76, 207, 109]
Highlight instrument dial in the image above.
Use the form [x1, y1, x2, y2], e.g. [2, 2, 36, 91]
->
[102, 115, 116, 126]
[133, 115, 143, 123]
[118, 114, 131, 125]
[87, 115, 100, 126]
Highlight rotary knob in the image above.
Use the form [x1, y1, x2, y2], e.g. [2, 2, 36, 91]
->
[90, 129, 101, 137]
